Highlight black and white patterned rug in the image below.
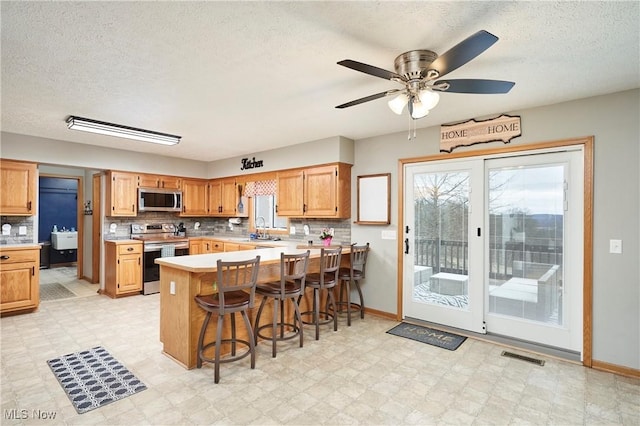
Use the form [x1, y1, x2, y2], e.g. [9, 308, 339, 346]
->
[47, 346, 146, 414]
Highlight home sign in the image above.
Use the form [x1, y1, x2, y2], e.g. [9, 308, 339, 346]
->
[440, 114, 521, 153]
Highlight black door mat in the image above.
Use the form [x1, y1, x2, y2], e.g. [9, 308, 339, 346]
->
[47, 346, 146, 414]
[387, 322, 467, 351]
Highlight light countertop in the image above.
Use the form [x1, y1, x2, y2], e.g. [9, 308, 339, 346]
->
[155, 242, 348, 273]
[0, 243, 41, 250]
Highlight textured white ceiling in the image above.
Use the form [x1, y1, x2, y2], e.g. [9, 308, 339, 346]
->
[1, 1, 639, 162]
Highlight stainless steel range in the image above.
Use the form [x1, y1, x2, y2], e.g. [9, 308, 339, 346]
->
[131, 223, 189, 295]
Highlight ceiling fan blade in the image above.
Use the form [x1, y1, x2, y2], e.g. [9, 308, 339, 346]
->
[335, 90, 401, 109]
[434, 79, 515, 94]
[426, 30, 499, 78]
[338, 59, 405, 81]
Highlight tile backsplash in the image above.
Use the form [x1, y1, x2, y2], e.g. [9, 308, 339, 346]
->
[102, 213, 351, 243]
[0, 216, 34, 245]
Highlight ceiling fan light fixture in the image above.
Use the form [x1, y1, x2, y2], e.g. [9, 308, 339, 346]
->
[418, 88, 440, 110]
[410, 99, 429, 119]
[388, 93, 409, 115]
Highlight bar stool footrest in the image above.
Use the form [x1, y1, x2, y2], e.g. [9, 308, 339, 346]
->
[333, 301, 363, 313]
[256, 322, 301, 342]
[300, 310, 335, 326]
[199, 339, 253, 365]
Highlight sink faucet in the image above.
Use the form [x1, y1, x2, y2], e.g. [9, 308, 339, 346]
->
[256, 216, 266, 239]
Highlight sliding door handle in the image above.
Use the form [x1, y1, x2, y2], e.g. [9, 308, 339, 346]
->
[404, 238, 409, 254]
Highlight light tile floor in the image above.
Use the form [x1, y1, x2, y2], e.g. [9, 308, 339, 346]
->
[39, 266, 100, 299]
[1, 292, 638, 425]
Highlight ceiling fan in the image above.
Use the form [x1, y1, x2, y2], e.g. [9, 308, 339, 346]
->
[336, 30, 515, 119]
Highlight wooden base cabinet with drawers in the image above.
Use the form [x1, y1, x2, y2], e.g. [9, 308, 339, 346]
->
[0, 246, 40, 315]
[189, 238, 223, 254]
[104, 241, 143, 298]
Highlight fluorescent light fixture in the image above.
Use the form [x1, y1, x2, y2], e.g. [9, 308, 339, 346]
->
[66, 116, 181, 146]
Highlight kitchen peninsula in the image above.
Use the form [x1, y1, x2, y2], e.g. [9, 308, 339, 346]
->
[155, 242, 350, 369]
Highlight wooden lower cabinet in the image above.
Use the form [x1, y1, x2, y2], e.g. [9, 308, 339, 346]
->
[0, 246, 40, 315]
[190, 238, 262, 254]
[189, 238, 223, 254]
[223, 242, 240, 252]
[104, 241, 142, 298]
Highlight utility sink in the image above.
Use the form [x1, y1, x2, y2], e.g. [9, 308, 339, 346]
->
[51, 231, 78, 250]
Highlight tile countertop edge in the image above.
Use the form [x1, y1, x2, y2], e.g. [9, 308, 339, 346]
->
[155, 243, 350, 273]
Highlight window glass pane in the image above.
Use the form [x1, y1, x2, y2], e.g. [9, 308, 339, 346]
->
[413, 171, 470, 310]
[254, 194, 287, 230]
[488, 164, 564, 325]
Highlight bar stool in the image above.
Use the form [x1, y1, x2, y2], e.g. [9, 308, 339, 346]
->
[254, 251, 310, 358]
[335, 243, 369, 326]
[300, 246, 342, 340]
[194, 256, 260, 383]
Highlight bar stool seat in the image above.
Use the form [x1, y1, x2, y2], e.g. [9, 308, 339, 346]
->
[335, 243, 369, 326]
[194, 256, 260, 383]
[300, 247, 342, 340]
[254, 251, 310, 358]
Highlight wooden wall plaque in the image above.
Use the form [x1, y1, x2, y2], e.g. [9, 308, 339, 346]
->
[440, 114, 521, 153]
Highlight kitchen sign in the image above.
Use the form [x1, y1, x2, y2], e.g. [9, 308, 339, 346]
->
[240, 157, 264, 171]
[440, 114, 521, 153]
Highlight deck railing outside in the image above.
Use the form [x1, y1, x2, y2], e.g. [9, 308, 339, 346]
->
[413, 237, 563, 278]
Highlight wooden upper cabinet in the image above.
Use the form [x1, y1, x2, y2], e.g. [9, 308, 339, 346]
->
[0, 160, 37, 216]
[106, 171, 138, 217]
[207, 180, 222, 215]
[180, 179, 208, 216]
[277, 163, 351, 218]
[219, 178, 237, 216]
[305, 165, 338, 216]
[207, 177, 237, 216]
[276, 169, 304, 216]
[138, 173, 181, 189]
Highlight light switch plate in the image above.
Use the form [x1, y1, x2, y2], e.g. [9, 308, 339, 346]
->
[381, 230, 397, 240]
[609, 239, 622, 254]
[289, 226, 295, 235]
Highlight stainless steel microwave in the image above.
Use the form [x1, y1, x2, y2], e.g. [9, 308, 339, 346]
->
[138, 188, 182, 212]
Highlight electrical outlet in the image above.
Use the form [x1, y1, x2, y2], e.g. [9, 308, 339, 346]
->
[609, 239, 622, 254]
[170, 281, 176, 295]
[290, 226, 296, 235]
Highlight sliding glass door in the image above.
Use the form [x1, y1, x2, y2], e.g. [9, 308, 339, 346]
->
[403, 148, 583, 352]
[403, 159, 485, 333]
